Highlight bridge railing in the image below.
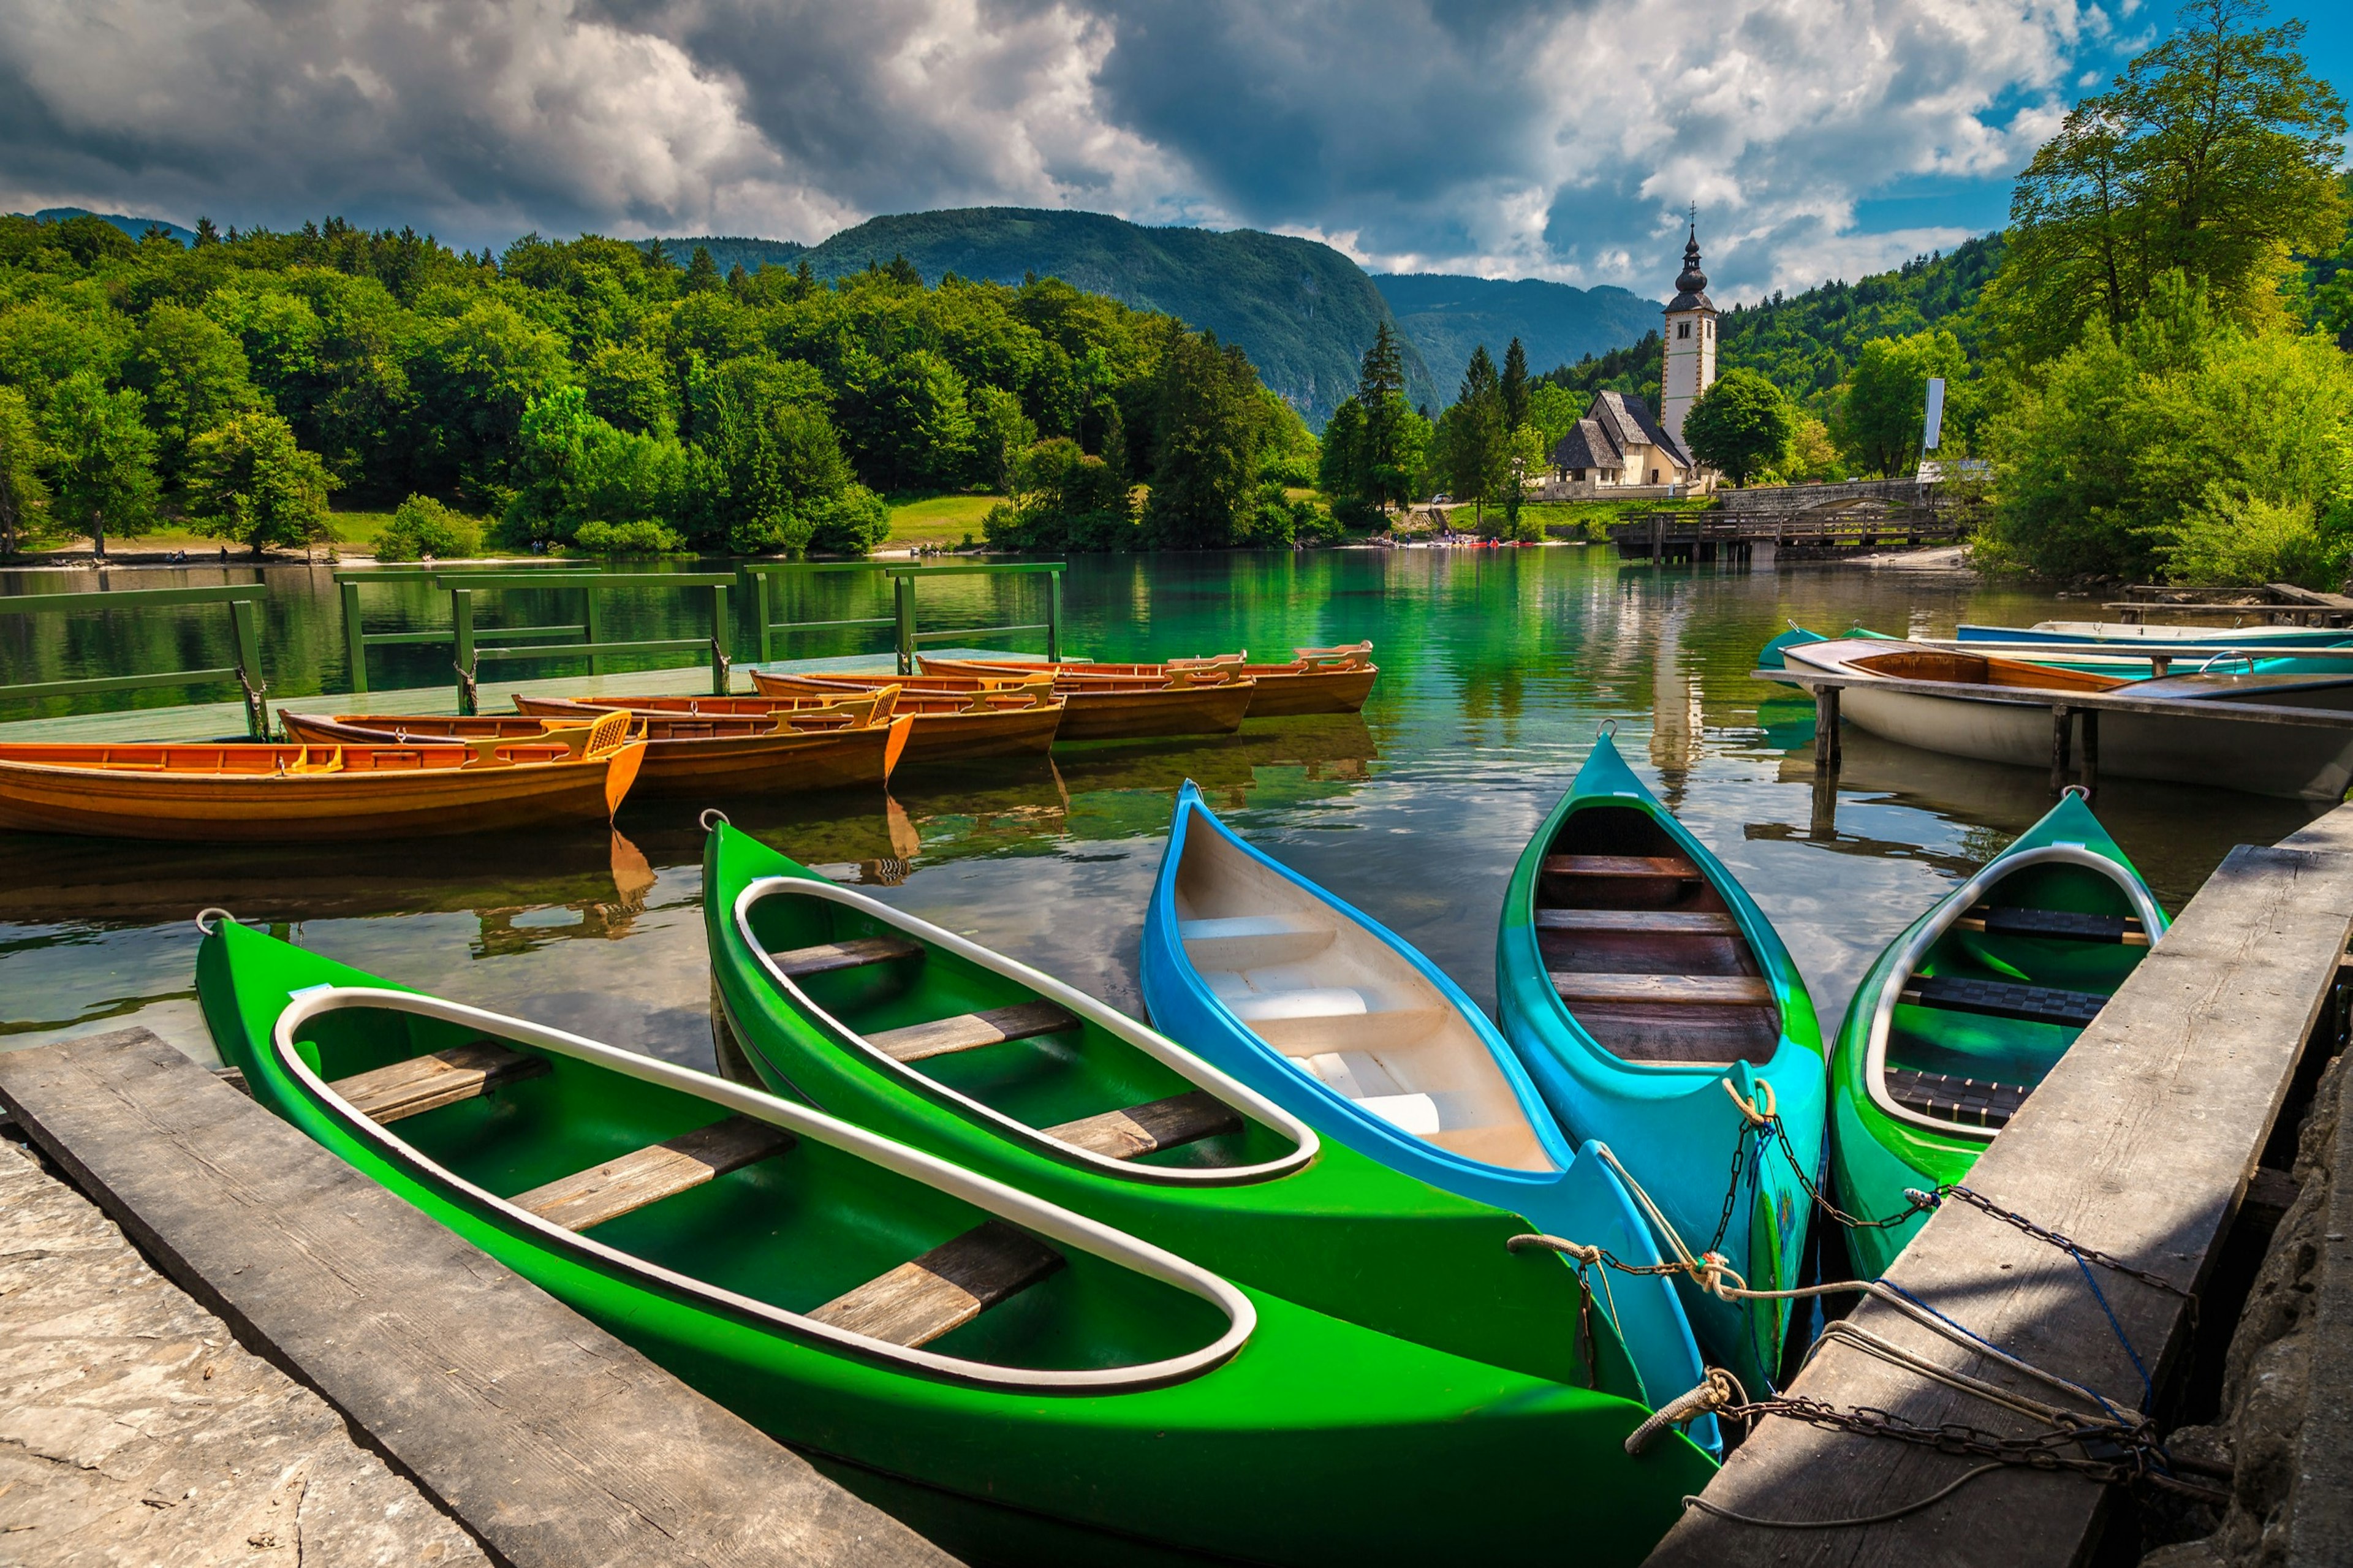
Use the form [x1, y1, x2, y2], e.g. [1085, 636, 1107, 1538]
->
[745, 561, 1064, 675]
[1, 583, 272, 737]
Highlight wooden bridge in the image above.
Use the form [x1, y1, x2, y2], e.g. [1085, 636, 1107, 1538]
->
[1611, 478, 1976, 561]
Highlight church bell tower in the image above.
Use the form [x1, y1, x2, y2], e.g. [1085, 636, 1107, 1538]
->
[1660, 219, 1717, 452]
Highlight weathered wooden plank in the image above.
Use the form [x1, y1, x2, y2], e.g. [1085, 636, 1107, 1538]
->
[512, 1116, 797, 1232]
[806, 1222, 1063, 1349]
[1549, 972, 1773, 1006]
[867, 1001, 1076, 1064]
[0, 1029, 960, 1568]
[1044, 1091, 1245, 1159]
[1537, 908, 1739, 934]
[768, 934, 923, 978]
[1646, 833, 2353, 1568]
[328, 1040, 548, 1123]
[1541, 854, 1702, 879]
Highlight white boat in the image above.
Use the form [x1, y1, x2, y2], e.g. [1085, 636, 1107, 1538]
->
[1781, 638, 2353, 800]
[1960, 620, 2353, 648]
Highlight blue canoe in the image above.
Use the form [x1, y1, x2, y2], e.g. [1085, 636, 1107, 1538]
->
[1496, 731, 1827, 1394]
[1140, 781, 1716, 1445]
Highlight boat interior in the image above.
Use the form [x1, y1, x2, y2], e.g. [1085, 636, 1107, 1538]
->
[286, 996, 1228, 1371]
[0, 741, 588, 773]
[743, 885, 1294, 1176]
[1844, 647, 2123, 692]
[1877, 862, 2150, 1132]
[1171, 814, 1555, 1172]
[1534, 805, 1780, 1067]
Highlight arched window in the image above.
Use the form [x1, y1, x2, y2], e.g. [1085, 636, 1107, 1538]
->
[1677, 321, 1691, 339]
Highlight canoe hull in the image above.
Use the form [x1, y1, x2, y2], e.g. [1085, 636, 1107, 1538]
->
[752, 670, 1252, 741]
[512, 692, 1059, 765]
[0, 743, 638, 841]
[922, 658, 1376, 718]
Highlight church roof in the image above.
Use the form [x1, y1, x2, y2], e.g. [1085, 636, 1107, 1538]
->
[1548, 392, 1695, 475]
[1549, 419, 1623, 472]
[1665, 224, 1715, 315]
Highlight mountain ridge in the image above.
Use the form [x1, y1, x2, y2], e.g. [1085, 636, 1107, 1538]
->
[1372, 273, 1662, 392]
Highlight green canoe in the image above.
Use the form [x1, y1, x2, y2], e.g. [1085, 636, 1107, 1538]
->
[1829, 790, 2168, 1279]
[198, 914, 1715, 1567]
[704, 818, 1697, 1407]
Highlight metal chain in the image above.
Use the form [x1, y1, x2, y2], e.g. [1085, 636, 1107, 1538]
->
[1922, 1185, 2197, 1309]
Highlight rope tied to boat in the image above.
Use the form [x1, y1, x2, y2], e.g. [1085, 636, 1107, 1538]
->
[710, 638, 731, 688]
[193, 907, 236, 936]
[1626, 1368, 1743, 1455]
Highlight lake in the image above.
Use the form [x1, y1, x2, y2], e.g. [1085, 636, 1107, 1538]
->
[0, 547, 2324, 1070]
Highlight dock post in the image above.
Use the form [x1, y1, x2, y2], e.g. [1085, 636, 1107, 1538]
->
[1047, 569, 1063, 663]
[893, 574, 915, 676]
[1813, 685, 1842, 772]
[339, 578, 367, 695]
[228, 596, 268, 739]
[2080, 709, 2099, 798]
[752, 570, 773, 664]
[2050, 703, 2072, 795]
[708, 581, 731, 694]
[583, 582, 601, 678]
[451, 588, 476, 715]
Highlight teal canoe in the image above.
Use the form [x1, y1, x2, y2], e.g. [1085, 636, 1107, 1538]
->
[1828, 790, 2168, 1278]
[1496, 728, 1828, 1392]
[197, 914, 1716, 1566]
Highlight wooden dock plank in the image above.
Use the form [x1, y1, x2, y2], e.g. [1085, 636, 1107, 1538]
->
[1646, 833, 2353, 1567]
[0, 1029, 958, 1568]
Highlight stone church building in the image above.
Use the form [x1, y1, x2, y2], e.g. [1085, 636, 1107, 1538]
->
[1545, 225, 1718, 496]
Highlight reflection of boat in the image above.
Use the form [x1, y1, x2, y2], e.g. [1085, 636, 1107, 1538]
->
[1829, 793, 2167, 1277]
[1496, 730, 1824, 1393]
[286, 706, 910, 796]
[922, 643, 1377, 718]
[0, 718, 643, 840]
[203, 916, 1716, 1568]
[511, 687, 1060, 765]
[754, 667, 1255, 741]
[705, 822, 1674, 1404]
[1140, 782, 1715, 1441]
[1780, 637, 2353, 800]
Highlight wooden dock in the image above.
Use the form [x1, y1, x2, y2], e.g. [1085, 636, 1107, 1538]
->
[1612, 479, 1973, 562]
[1646, 804, 2353, 1566]
[0, 1029, 959, 1568]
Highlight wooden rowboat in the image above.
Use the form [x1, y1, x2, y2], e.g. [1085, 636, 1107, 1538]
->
[510, 685, 1060, 764]
[197, 915, 1715, 1566]
[922, 642, 1377, 718]
[283, 705, 909, 796]
[751, 667, 1254, 741]
[1781, 635, 2353, 799]
[1830, 790, 2168, 1277]
[1139, 781, 1716, 1442]
[1496, 727, 1826, 1393]
[0, 713, 643, 841]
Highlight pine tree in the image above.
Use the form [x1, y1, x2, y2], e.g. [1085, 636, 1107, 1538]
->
[685, 246, 721, 293]
[1501, 337, 1529, 430]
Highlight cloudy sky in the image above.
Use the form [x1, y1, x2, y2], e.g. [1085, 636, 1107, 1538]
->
[2, 1, 2346, 302]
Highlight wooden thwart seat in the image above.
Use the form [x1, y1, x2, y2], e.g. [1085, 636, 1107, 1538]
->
[1884, 1067, 2033, 1130]
[1957, 906, 2149, 946]
[1536, 908, 1739, 935]
[867, 1001, 1077, 1064]
[807, 1221, 1064, 1349]
[1899, 974, 2107, 1029]
[1550, 972, 1775, 1006]
[770, 934, 925, 978]
[329, 1042, 550, 1123]
[1043, 1091, 1244, 1159]
[1541, 854, 1702, 880]
[511, 1116, 796, 1232]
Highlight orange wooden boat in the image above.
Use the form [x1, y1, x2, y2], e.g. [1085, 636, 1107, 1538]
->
[923, 642, 1377, 718]
[507, 683, 1061, 764]
[0, 712, 644, 841]
[750, 666, 1254, 741]
[287, 699, 911, 797]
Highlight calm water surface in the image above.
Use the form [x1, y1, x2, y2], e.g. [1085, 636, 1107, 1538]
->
[1, 548, 2324, 1068]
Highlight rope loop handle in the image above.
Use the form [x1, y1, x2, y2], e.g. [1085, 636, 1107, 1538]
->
[1627, 1368, 1742, 1455]
[699, 808, 732, 831]
[1722, 1075, 1777, 1126]
[1507, 1231, 1603, 1267]
[194, 907, 236, 937]
[1597, 718, 1620, 738]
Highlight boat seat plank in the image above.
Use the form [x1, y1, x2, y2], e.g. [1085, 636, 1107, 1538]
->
[1884, 1068, 2032, 1131]
[806, 1221, 1064, 1349]
[1042, 1091, 1245, 1159]
[1550, 972, 1775, 1006]
[1899, 974, 2107, 1029]
[1536, 908, 1740, 935]
[768, 934, 924, 979]
[867, 1001, 1077, 1064]
[510, 1116, 796, 1232]
[1541, 854, 1702, 880]
[1959, 906, 2148, 946]
[328, 1042, 550, 1124]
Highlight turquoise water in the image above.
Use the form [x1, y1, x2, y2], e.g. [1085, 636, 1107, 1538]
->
[0, 548, 2323, 1069]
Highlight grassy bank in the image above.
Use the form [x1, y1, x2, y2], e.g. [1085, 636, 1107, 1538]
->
[885, 494, 1001, 550]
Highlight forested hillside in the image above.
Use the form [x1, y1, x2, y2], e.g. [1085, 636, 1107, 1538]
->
[1374, 274, 1658, 397]
[0, 211, 1321, 559]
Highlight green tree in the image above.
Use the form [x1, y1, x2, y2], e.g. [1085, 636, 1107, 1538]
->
[124, 304, 259, 475]
[1435, 344, 1509, 529]
[44, 372, 158, 556]
[1144, 327, 1266, 547]
[374, 494, 480, 561]
[1500, 337, 1530, 430]
[983, 437, 1136, 551]
[1683, 368, 1795, 486]
[1836, 330, 1965, 475]
[1354, 321, 1419, 513]
[0, 302, 125, 414]
[841, 349, 977, 491]
[583, 341, 679, 436]
[1523, 382, 1585, 455]
[971, 384, 1037, 492]
[0, 388, 55, 556]
[507, 386, 688, 545]
[183, 411, 338, 555]
[684, 246, 721, 294]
